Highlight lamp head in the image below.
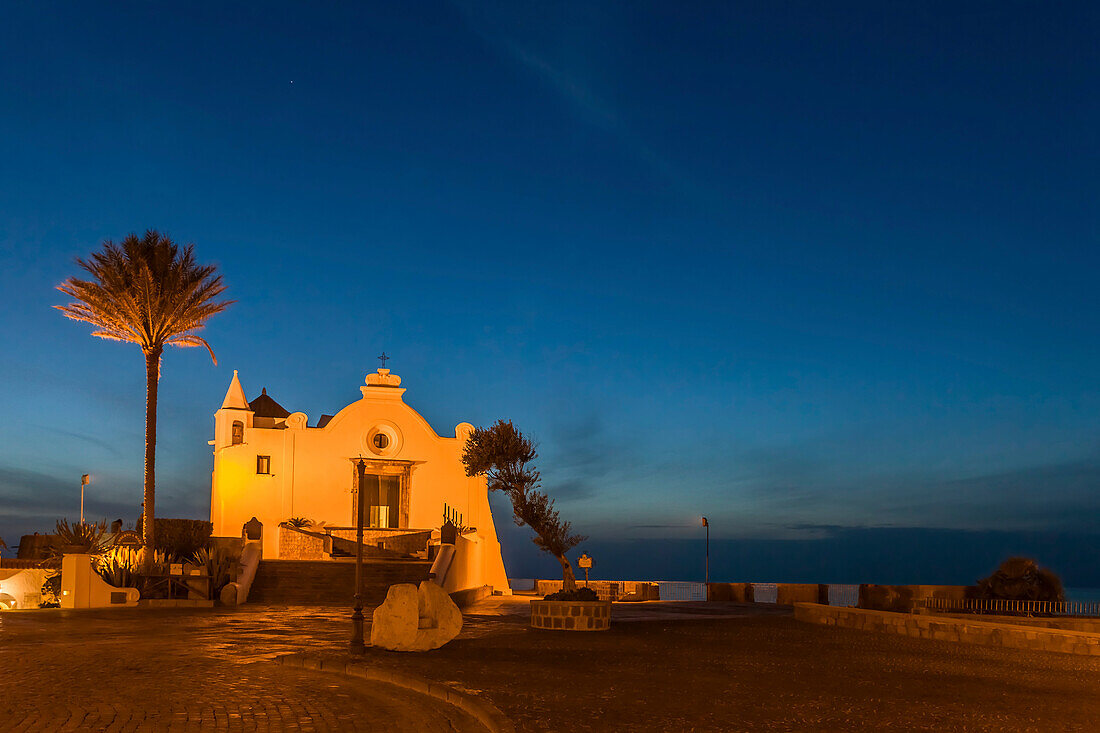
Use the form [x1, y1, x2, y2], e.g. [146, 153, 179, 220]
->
[702, 516, 708, 527]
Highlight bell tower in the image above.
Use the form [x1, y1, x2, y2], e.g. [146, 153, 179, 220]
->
[214, 370, 253, 450]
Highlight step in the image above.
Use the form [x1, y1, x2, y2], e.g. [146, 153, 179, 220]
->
[247, 559, 431, 606]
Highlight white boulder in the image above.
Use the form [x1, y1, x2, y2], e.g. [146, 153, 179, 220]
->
[370, 581, 463, 651]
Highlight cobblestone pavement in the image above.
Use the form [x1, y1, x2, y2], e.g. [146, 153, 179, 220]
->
[0, 598, 775, 730]
[0, 606, 486, 731]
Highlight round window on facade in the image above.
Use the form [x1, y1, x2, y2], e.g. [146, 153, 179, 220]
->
[366, 424, 400, 456]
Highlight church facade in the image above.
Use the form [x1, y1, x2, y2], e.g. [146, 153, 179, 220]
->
[208, 367, 510, 595]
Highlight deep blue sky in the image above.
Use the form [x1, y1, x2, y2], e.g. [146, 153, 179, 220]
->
[2, 2, 1098, 585]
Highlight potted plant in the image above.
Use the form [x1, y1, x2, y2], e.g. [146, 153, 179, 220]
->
[463, 420, 610, 631]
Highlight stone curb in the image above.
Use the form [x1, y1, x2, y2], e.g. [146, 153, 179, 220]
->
[276, 653, 515, 733]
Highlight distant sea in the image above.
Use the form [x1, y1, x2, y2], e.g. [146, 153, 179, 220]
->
[511, 579, 1100, 604]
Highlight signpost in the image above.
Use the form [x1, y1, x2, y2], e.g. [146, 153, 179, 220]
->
[578, 553, 592, 587]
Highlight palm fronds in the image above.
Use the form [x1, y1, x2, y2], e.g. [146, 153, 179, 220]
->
[55, 230, 234, 360]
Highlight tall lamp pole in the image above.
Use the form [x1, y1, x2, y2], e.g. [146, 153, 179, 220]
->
[80, 474, 90, 524]
[702, 516, 709, 587]
[350, 457, 367, 654]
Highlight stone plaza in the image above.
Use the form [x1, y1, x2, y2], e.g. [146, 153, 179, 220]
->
[4, 598, 1100, 731]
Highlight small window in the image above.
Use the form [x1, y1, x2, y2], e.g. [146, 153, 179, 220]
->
[256, 455, 271, 475]
[231, 421, 244, 445]
[373, 432, 389, 450]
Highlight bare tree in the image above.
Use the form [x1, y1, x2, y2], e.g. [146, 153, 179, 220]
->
[462, 420, 585, 590]
[56, 231, 232, 571]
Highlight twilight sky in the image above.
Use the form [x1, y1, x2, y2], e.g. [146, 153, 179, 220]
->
[1, 2, 1098, 585]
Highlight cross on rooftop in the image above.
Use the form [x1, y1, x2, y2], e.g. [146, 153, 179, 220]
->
[378, 352, 389, 369]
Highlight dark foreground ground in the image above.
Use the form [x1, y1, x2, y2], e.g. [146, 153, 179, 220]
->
[362, 598, 1100, 731]
[1, 600, 1098, 731]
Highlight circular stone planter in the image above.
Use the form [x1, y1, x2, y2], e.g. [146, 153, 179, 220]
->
[530, 599, 611, 631]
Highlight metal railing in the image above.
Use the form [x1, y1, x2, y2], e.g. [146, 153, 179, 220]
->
[915, 597, 1100, 617]
[657, 581, 707, 601]
[828, 584, 860, 608]
[751, 583, 778, 604]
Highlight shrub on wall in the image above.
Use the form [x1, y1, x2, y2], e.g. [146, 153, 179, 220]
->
[974, 557, 1064, 602]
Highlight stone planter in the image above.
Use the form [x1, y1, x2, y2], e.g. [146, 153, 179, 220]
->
[530, 600, 611, 631]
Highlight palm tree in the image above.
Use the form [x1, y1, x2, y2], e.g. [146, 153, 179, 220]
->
[56, 231, 232, 571]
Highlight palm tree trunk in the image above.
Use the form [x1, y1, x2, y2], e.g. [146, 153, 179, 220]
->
[557, 553, 577, 591]
[142, 348, 161, 573]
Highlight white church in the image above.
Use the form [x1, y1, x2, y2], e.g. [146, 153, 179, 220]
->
[208, 366, 511, 596]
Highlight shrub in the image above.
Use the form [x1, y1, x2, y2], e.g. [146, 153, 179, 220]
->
[40, 570, 61, 607]
[153, 519, 213, 560]
[975, 557, 1064, 602]
[545, 587, 599, 602]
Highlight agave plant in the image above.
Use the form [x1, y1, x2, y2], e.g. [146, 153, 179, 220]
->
[52, 518, 112, 556]
[96, 546, 140, 588]
[284, 517, 313, 529]
[191, 546, 237, 597]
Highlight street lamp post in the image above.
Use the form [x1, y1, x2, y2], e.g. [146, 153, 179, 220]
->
[701, 516, 709, 587]
[350, 457, 367, 654]
[80, 474, 90, 524]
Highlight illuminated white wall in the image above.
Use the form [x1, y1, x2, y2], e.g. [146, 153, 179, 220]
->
[209, 369, 510, 594]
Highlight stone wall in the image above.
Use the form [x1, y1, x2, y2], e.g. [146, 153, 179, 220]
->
[706, 583, 828, 604]
[858, 584, 971, 612]
[707, 583, 754, 602]
[535, 580, 656, 601]
[794, 602, 1100, 657]
[328, 529, 431, 556]
[449, 584, 493, 609]
[929, 613, 1100, 634]
[530, 600, 611, 631]
[278, 527, 327, 560]
[777, 584, 828, 605]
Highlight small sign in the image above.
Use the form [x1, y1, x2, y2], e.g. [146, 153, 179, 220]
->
[114, 531, 142, 548]
[170, 563, 183, 576]
[578, 554, 592, 569]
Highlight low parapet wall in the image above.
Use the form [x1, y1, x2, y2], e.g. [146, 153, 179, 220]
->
[858, 584, 970, 612]
[706, 583, 829, 604]
[535, 580, 659, 601]
[279, 526, 328, 560]
[794, 602, 1100, 657]
[450, 584, 492, 609]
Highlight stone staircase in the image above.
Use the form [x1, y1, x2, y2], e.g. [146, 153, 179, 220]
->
[247, 559, 432, 606]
